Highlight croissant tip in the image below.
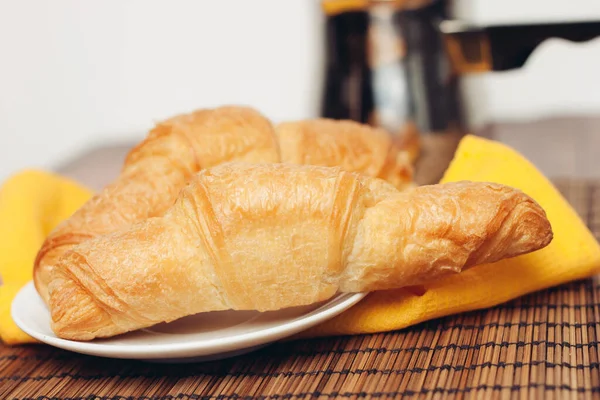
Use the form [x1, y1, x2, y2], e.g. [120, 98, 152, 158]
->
[48, 270, 112, 342]
[508, 195, 554, 258]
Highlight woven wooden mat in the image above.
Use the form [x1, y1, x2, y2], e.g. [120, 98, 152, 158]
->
[1, 179, 599, 399]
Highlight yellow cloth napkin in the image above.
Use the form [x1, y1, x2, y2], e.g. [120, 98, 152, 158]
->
[0, 170, 93, 345]
[1, 135, 599, 345]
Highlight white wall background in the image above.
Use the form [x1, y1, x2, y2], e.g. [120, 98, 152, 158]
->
[1, 0, 600, 182]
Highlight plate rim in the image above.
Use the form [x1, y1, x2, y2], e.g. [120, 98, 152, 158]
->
[12, 281, 367, 360]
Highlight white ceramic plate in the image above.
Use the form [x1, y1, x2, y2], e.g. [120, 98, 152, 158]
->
[12, 281, 366, 363]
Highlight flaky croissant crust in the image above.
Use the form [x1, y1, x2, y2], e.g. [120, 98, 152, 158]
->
[48, 163, 552, 341]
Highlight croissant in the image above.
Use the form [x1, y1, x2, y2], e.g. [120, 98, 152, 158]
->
[48, 163, 552, 341]
[34, 106, 413, 303]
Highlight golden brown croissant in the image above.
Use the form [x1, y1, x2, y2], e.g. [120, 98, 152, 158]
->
[34, 106, 414, 303]
[48, 163, 552, 341]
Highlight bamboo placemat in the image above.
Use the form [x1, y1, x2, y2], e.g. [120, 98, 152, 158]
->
[1, 179, 599, 399]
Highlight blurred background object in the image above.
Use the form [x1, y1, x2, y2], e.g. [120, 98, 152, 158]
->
[320, 0, 600, 183]
[1, 0, 600, 185]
